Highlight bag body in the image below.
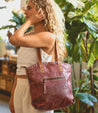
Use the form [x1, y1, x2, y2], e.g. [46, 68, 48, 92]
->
[25, 41, 75, 110]
[26, 62, 74, 110]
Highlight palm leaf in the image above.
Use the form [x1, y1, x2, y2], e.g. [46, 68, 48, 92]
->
[0, 25, 16, 30]
[12, 16, 21, 25]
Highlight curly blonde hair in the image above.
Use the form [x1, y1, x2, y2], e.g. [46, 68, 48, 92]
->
[31, 0, 67, 61]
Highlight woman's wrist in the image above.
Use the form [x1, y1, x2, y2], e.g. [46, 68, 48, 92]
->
[25, 19, 33, 27]
[12, 19, 32, 38]
[17, 20, 32, 34]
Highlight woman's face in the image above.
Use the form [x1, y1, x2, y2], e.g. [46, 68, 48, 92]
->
[24, 0, 37, 19]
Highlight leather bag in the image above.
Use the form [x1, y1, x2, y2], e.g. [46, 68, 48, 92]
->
[25, 40, 75, 110]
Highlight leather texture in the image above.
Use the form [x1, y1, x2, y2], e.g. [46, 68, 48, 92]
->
[25, 41, 75, 110]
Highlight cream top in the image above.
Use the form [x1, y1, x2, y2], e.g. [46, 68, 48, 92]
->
[16, 47, 53, 75]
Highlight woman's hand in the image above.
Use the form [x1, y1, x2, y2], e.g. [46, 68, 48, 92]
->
[27, 8, 46, 25]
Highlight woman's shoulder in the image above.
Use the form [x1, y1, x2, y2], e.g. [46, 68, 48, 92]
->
[38, 31, 56, 41]
[25, 31, 55, 39]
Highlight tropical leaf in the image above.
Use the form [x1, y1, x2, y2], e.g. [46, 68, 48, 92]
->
[21, 16, 26, 23]
[9, 19, 16, 23]
[95, 88, 98, 92]
[81, 42, 88, 62]
[93, 70, 98, 73]
[72, 33, 85, 62]
[0, 25, 16, 30]
[12, 16, 21, 25]
[82, 69, 89, 75]
[55, 0, 62, 4]
[88, 39, 96, 59]
[16, 25, 21, 29]
[18, 12, 24, 19]
[11, 11, 25, 25]
[87, 53, 96, 67]
[76, 92, 97, 106]
[73, 87, 80, 91]
[66, 21, 86, 44]
[92, 0, 98, 8]
[12, 11, 21, 21]
[72, 43, 81, 62]
[0, 10, 32, 32]
[93, 75, 98, 81]
[66, 41, 73, 57]
[18, 12, 26, 24]
[88, 29, 98, 39]
[83, 18, 98, 32]
[26, 25, 33, 32]
[67, 15, 83, 21]
[68, 0, 84, 9]
[94, 82, 98, 89]
[95, 39, 98, 59]
[82, 1, 95, 14]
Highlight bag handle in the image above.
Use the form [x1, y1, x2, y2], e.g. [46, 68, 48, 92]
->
[37, 40, 62, 73]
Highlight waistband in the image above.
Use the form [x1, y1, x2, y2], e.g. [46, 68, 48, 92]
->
[16, 75, 28, 79]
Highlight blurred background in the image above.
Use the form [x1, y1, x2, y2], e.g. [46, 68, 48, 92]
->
[0, 0, 98, 113]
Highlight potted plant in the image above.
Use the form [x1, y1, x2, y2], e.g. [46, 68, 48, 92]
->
[0, 10, 33, 54]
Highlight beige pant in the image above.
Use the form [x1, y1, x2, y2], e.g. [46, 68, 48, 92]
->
[9, 75, 54, 113]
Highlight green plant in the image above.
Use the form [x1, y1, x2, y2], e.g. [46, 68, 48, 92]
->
[68, 69, 98, 113]
[55, 0, 98, 113]
[0, 10, 33, 52]
[0, 10, 33, 32]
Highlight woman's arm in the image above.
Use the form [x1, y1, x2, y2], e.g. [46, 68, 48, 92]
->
[9, 8, 55, 48]
[9, 19, 55, 48]
[9, 20, 31, 46]
[9, 25, 55, 48]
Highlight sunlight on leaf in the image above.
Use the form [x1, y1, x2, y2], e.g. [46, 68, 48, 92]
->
[87, 53, 96, 67]
[83, 18, 98, 32]
[68, 0, 84, 8]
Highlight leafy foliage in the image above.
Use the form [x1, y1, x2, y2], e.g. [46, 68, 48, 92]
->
[0, 11, 32, 32]
[55, 0, 98, 65]
[76, 93, 97, 106]
[55, 0, 98, 113]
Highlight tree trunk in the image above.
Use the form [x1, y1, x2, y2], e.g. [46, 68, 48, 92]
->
[90, 66, 94, 113]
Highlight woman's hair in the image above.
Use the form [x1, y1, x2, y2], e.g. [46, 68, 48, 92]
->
[31, 0, 67, 61]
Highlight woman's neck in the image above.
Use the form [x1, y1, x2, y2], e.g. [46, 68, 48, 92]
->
[33, 22, 47, 33]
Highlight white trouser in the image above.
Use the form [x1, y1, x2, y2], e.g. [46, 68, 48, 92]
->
[9, 75, 54, 113]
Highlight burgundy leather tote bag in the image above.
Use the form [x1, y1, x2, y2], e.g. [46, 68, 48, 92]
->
[25, 41, 75, 110]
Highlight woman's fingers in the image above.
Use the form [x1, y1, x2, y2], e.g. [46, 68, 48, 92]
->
[38, 8, 45, 15]
[38, 8, 42, 14]
[37, 8, 46, 20]
[40, 14, 46, 20]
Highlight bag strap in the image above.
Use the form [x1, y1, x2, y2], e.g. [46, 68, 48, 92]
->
[37, 40, 62, 73]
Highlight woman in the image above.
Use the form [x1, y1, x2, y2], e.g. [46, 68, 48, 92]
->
[9, 0, 67, 113]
